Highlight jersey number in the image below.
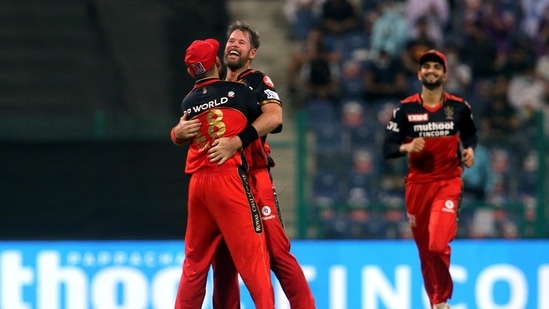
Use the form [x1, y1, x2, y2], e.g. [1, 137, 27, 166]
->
[194, 109, 227, 150]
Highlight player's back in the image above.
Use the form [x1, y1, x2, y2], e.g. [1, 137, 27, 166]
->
[183, 78, 261, 174]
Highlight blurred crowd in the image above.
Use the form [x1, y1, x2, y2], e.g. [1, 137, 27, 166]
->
[282, 0, 549, 239]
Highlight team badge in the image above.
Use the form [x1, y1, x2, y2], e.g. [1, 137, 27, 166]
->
[444, 106, 454, 120]
[191, 63, 206, 76]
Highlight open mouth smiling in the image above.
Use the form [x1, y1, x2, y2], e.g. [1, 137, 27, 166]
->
[227, 50, 240, 59]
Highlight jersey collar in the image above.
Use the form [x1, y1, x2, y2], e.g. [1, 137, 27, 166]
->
[237, 68, 254, 81]
[193, 77, 220, 89]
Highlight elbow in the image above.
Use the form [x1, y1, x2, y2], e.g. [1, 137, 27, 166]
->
[382, 144, 401, 159]
[272, 124, 283, 134]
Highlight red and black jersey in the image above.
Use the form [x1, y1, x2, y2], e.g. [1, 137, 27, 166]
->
[182, 77, 262, 174]
[383, 92, 478, 183]
[237, 69, 283, 169]
[237, 69, 282, 109]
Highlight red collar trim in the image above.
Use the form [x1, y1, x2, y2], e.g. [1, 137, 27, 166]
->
[237, 69, 254, 81]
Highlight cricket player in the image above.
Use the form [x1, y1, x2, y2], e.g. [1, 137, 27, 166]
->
[207, 21, 316, 309]
[382, 50, 478, 309]
[171, 38, 275, 309]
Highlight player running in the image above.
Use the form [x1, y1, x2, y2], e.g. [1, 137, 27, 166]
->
[382, 50, 478, 309]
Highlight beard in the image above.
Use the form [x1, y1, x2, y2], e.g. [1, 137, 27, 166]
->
[225, 55, 247, 71]
[421, 76, 444, 90]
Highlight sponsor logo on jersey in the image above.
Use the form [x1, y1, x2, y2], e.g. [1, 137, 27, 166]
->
[443, 200, 456, 213]
[263, 75, 275, 88]
[407, 113, 428, 122]
[413, 121, 454, 137]
[185, 96, 229, 114]
[261, 205, 275, 220]
[264, 89, 280, 100]
[387, 121, 399, 132]
[239, 173, 263, 233]
[228, 91, 235, 98]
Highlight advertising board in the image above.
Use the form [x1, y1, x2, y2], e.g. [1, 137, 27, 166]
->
[0, 240, 547, 309]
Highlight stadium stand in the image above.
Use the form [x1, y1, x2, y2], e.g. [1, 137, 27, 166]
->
[292, 0, 549, 239]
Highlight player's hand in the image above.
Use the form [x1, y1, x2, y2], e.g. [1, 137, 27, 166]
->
[461, 147, 475, 168]
[173, 111, 201, 140]
[207, 136, 243, 165]
[403, 137, 425, 153]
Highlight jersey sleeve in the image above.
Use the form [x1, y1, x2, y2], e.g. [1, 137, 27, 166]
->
[253, 73, 283, 134]
[244, 86, 263, 122]
[256, 74, 282, 106]
[459, 101, 478, 149]
[383, 104, 408, 159]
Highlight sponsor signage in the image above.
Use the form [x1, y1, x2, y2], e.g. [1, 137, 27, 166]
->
[0, 240, 547, 309]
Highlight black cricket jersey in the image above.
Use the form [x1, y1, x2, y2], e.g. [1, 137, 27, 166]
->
[237, 69, 282, 133]
[383, 92, 478, 183]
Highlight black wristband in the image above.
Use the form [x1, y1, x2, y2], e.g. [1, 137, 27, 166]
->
[237, 125, 259, 148]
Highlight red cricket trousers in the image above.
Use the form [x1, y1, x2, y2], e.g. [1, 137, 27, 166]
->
[404, 177, 462, 306]
[175, 168, 274, 309]
[212, 168, 316, 309]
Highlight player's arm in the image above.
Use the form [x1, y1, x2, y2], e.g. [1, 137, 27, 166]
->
[382, 105, 406, 158]
[207, 79, 283, 164]
[250, 101, 283, 137]
[248, 72, 283, 134]
[207, 101, 282, 164]
[459, 101, 478, 151]
[223, 100, 283, 149]
[250, 74, 284, 134]
[459, 101, 478, 168]
[170, 111, 201, 145]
